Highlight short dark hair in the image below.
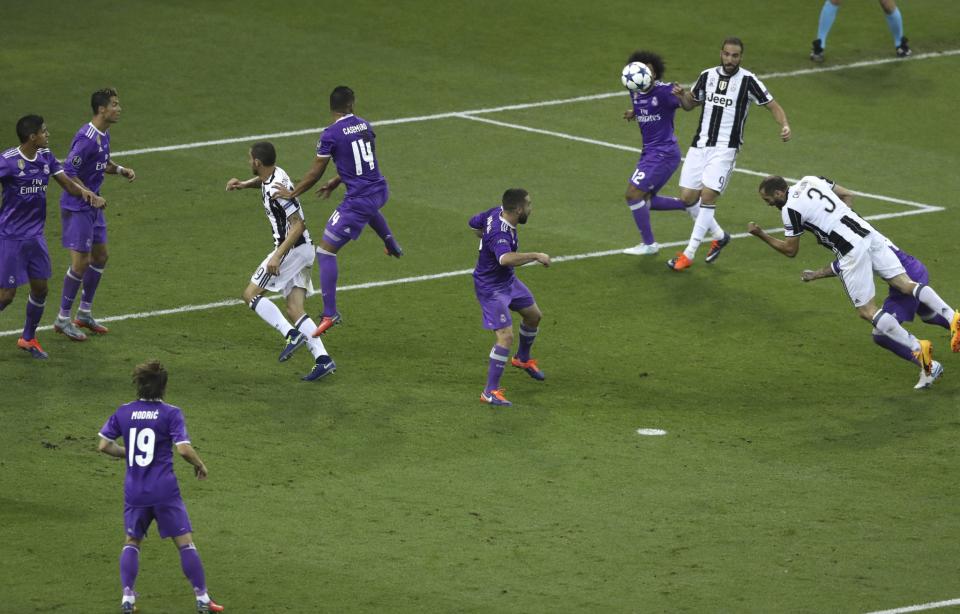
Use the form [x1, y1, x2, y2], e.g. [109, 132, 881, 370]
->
[250, 141, 277, 166]
[330, 86, 355, 112]
[16, 115, 44, 143]
[759, 175, 788, 195]
[133, 360, 168, 400]
[722, 37, 744, 52]
[627, 50, 666, 80]
[91, 88, 119, 115]
[501, 188, 529, 211]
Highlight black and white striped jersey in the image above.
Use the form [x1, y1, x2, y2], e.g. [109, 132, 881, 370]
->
[781, 176, 875, 257]
[689, 66, 773, 149]
[261, 167, 310, 248]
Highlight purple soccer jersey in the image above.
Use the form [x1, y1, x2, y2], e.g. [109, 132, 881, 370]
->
[0, 147, 64, 239]
[630, 82, 681, 154]
[61, 123, 111, 212]
[316, 114, 387, 199]
[469, 206, 520, 291]
[99, 400, 191, 507]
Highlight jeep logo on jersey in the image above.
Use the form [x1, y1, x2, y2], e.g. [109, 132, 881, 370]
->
[705, 92, 734, 107]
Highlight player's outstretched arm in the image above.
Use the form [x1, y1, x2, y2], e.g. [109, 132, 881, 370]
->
[316, 175, 341, 199]
[176, 443, 208, 480]
[801, 262, 838, 282]
[276, 156, 331, 199]
[54, 172, 106, 208]
[225, 176, 262, 191]
[671, 84, 700, 111]
[747, 222, 800, 257]
[500, 252, 551, 268]
[98, 436, 126, 459]
[765, 101, 791, 141]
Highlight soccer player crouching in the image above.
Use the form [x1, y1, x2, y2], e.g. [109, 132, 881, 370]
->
[226, 142, 336, 381]
[97, 361, 224, 613]
[469, 189, 550, 407]
[749, 175, 960, 386]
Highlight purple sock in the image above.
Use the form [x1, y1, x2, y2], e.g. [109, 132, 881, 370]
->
[485, 344, 510, 393]
[178, 543, 207, 595]
[368, 211, 401, 253]
[872, 333, 918, 365]
[919, 308, 951, 330]
[120, 544, 140, 591]
[516, 324, 538, 362]
[23, 294, 45, 340]
[316, 251, 339, 317]
[59, 268, 83, 318]
[650, 195, 687, 211]
[628, 199, 655, 244]
[79, 264, 104, 312]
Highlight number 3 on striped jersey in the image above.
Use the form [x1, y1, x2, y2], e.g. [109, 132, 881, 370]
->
[351, 138, 375, 175]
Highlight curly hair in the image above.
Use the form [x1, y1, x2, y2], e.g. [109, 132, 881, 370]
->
[626, 50, 666, 80]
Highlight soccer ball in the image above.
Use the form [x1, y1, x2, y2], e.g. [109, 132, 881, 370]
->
[621, 62, 653, 92]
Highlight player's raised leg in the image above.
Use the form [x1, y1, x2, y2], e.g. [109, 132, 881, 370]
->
[511, 299, 545, 381]
[368, 210, 403, 257]
[886, 274, 960, 352]
[243, 284, 304, 361]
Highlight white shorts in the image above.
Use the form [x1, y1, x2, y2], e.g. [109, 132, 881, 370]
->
[836, 233, 905, 308]
[250, 242, 315, 297]
[678, 146, 737, 194]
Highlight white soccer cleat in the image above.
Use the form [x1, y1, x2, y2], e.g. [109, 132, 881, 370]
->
[623, 242, 660, 256]
[914, 360, 944, 390]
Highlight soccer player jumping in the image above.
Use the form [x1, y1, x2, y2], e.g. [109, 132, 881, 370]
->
[274, 86, 403, 337]
[98, 360, 224, 613]
[469, 189, 550, 407]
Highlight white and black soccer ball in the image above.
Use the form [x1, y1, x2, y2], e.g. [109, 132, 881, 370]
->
[621, 62, 653, 92]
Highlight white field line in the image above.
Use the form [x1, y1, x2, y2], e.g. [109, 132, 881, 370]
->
[111, 49, 960, 158]
[0, 203, 941, 338]
[864, 597, 960, 614]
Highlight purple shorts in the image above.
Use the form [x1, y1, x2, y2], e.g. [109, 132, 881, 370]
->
[0, 236, 52, 288]
[475, 278, 536, 330]
[124, 498, 193, 539]
[60, 208, 107, 252]
[322, 186, 389, 248]
[885, 249, 929, 323]
[629, 149, 681, 194]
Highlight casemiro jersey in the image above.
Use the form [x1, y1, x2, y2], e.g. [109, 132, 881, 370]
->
[781, 176, 876, 257]
[689, 66, 773, 149]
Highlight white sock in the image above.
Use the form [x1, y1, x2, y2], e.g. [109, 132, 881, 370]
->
[196, 592, 210, 603]
[296, 315, 328, 358]
[685, 199, 701, 221]
[913, 284, 954, 321]
[250, 296, 293, 336]
[683, 205, 716, 260]
[873, 311, 921, 352]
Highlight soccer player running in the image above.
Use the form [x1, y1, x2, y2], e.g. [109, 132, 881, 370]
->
[668, 37, 791, 271]
[620, 51, 690, 256]
[0, 115, 104, 359]
[97, 360, 224, 613]
[801, 244, 952, 389]
[273, 86, 403, 337]
[55, 88, 137, 340]
[749, 175, 960, 385]
[469, 189, 550, 407]
[226, 141, 336, 381]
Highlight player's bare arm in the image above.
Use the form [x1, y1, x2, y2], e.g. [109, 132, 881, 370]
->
[831, 183, 855, 205]
[671, 83, 700, 111]
[106, 161, 136, 182]
[275, 156, 331, 199]
[623, 109, 636, 121]
[747, 221, 800, 257]
[500, 252, 551, 268]
[98, 436, 126, 459]
[54, 172, 106, 208]
[267, 213, 305, 275]
[316, 175, 342, 199]
[176, 443, 209, 480]
[801, 263, 838, 282]
[765, 100, 791, 141]
[225, 176, 262, 191]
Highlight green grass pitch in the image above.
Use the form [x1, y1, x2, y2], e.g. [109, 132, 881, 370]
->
[2, 1, 960, 612]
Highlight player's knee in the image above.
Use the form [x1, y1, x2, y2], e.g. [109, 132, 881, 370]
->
[242, 287, 259, 304]
[525, 312, 542, 328]
[93, 252, 109, 268]
[625, 186, 648, 202]
[286, 304, 304, 321]
[496, 331, 514, 348]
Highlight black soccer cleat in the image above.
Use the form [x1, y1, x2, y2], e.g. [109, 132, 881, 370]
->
[896, 37, 911, 58]
[810, 39, 825, 63]
[704, 232, 731, 264]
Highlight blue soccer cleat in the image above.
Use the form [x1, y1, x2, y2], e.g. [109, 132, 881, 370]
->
[278, 329, 306, 362]
[17, 337, 48, 360]
[480, 389, 512, 407]
[302, 355, 336, 381]
[511, 357, 545, 381]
